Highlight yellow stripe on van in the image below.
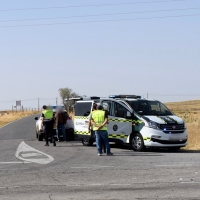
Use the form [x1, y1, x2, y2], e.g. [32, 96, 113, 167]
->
[75, 131, 91, 135]
[143, 137, 151, 142]
[109, 134, 128, 139]
[74, 116, 89, 120]
[109, 119, 143, 124]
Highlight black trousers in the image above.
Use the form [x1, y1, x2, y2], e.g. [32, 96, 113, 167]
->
[44, 120, 55, 144]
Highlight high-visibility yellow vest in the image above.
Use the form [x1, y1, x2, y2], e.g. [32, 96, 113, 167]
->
[92, 110, 107, 131]
[90, 110, 96, 130]
[42, 109, 53, 119]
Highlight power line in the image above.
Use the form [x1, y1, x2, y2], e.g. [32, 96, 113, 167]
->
[38, 97, 61, 100]
[0, 0, 187, 12]
[0, 13, 200, 28]
[149, 94, 200, 96]
[1, 7, 199, 23]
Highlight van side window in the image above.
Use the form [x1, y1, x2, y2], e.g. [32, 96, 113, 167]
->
[75, 102, 92, 116]
[114, 103, 128, 118]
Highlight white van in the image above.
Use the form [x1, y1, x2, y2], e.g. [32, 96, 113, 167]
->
[73, 95, 188, 151]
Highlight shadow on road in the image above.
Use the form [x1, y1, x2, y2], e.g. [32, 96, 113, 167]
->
[38, 140, 200, 154]
[112, 154, 163, 157]
[110, 144, 200, 154]
[173, 149, 200, 153]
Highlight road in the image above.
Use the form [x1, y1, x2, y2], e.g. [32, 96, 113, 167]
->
[0, 115, 200, 199]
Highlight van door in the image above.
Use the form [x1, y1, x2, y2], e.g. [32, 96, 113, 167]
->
[74, 101, 93, 139]
[101, 100, 132, 144]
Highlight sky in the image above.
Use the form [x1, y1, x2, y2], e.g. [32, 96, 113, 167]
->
[0, 0, 200, 110]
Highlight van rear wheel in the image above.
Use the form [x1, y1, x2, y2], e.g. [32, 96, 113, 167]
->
[131, 133, 145, 151]
[82, 138, 93, 146]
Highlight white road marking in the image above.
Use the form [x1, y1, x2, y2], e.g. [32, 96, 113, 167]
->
[155, 163, 193, 167]
[0, 187, 7, 189]
[110, 184, 132, 186]
[65, 183, 132, 187]
[87, 184, 104, 186]
[0, 161, 30, 164]
[0, 184, 133, 189]
[180, 182, 200, 184]
[15, 141, 54, 164]
[70, 165, 114, 169]
[0, 186, 20, 189]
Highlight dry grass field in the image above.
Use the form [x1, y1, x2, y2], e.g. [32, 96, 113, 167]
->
[0, 111, 40, 128]
[166, 100, 200, 150]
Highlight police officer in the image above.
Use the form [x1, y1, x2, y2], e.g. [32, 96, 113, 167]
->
[91, 105, 113, 156]
[42, 105, 56, 146]
[87, 104, 106, 153]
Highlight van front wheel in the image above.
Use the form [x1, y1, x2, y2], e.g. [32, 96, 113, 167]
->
[131, 133, 145, 151]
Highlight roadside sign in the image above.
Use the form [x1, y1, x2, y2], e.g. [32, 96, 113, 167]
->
[16, 101, 21, 106]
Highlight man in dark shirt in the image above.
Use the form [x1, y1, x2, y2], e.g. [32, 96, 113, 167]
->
[55, 108, 68, 142]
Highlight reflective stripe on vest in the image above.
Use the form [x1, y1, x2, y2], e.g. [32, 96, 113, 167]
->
[42, 109, 53, 119]
[92, 110, 107, 131]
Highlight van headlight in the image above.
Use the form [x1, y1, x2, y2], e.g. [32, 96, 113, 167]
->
[148, 121, 160, 130]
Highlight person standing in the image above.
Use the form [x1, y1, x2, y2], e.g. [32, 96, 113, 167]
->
[42, 105, 56, 146]
[55, 108, 68, 142]
[88, 103, 106, 153]
[91, 105, 113, 156]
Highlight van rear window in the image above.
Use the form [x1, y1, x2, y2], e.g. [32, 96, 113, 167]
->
[75, 102, 92, 116]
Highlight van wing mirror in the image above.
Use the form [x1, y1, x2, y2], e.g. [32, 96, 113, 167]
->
[35, 117, 38, 120]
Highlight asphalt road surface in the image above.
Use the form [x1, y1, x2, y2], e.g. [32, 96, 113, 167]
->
[0, 115, 200, 200]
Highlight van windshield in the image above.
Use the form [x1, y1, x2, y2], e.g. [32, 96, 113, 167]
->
[126, 100, 173, 116]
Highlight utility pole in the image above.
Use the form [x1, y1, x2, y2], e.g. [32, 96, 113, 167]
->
[147, 93, 148, 99]
[56, 97, 58, 106]
[38, 98, 40, 111]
